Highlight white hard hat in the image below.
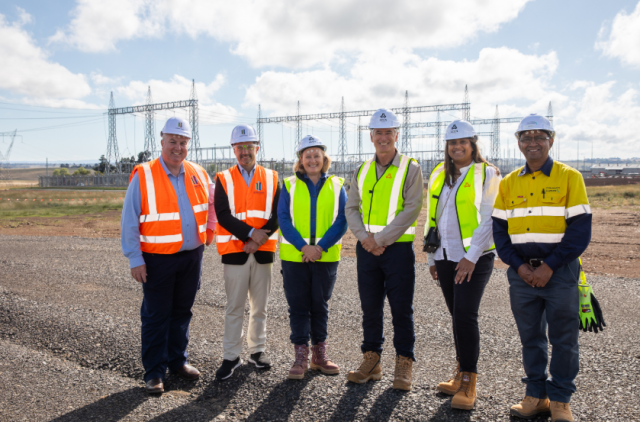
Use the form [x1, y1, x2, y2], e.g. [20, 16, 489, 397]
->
[515, 114, 555, 139]
[369, 108, 400, 129]
[445, 120, 476, 141]
[297, 135, 327, 158]
[230, 124, 260, 145]
[161, 116, 191, 138]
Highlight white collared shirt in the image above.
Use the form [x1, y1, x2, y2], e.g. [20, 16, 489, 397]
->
[427, 163, 501, 266]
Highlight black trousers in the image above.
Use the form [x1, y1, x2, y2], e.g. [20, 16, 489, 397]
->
[434, 252, 494, 373]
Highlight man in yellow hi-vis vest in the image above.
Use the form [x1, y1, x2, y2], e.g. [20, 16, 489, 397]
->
[492, 114, 592, 422]
[345, 108, 423, 391]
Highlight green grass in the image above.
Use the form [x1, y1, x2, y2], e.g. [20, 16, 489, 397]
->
[587, 184, 640, 209]
[0, 189, 125, 218]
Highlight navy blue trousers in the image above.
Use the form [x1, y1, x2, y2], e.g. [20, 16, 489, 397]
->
[141, 245, 203, 382]
[356, 241, 416, 359]
[282, 260, 339, 346]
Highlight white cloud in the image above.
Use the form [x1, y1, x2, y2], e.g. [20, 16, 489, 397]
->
[595, 2, 640, 68]
[245, 48, 562, 120]
[51, 0, 531, 68]
[0, 11, 91, 102]
[115, 74, 239, 124]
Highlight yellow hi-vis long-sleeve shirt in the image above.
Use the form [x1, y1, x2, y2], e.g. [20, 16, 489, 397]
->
[491, 157, 592, 271]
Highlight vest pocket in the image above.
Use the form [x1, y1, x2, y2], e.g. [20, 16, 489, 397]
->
[506, 196, 527, 231]
[538, 196, 566, 230]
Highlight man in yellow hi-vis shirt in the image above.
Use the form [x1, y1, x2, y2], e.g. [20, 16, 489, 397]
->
[492, 114, 591, 422]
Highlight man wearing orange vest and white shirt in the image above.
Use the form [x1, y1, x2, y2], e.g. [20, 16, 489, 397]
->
[214, 124, 280, 380]
[121, 116, 216, 394]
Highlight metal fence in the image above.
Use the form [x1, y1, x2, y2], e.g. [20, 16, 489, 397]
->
[39, 174, 130, 188]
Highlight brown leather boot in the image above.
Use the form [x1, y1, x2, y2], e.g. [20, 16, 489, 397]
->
[392, 355, 413, 391]
[436, 362, 461, 395]
[550, 401, 574, 422]
[346, 351, 382, 384]
[310, 342, 340, 375]
[451, 372, 477, 410]
[287, 345, 309, 380]
[510, 396, 551, 418]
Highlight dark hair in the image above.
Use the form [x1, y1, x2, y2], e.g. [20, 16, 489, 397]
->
[443, 136, 499, 187]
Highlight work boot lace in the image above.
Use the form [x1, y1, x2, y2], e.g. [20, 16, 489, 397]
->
[293, 346, 307, 367]
[358, 352, 378, 372]
[315, 344, 328, 363]
[396, 357, 411, 378]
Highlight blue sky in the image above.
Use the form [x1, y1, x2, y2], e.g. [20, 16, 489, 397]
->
[1, 0, 639, 163]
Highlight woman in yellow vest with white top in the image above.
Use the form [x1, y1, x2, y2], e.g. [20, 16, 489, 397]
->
[425, 120, 501, 410]
[277, 135, 348, 380]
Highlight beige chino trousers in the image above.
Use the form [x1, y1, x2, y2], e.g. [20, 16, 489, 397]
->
[223, 254, 272, 361]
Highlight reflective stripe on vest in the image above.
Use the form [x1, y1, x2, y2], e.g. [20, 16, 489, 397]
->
[428, 162, 495, 253]
[135, 158, 209, 253]
[215, 165, 278, 254]
[356, 154, 416, 242]
[279, 175, 344, 262]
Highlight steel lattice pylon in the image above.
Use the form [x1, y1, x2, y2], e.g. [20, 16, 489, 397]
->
[547, 101, 554, 159]
[189, 79, 201, 163]
[463, 85, 471, 121]
[338, 97, 347, 162]
[144, 86, 156, 159]
[491, 106, 500, 161]
[357, 117, 363, 161]
[401, 90, 411, 154]
[106, 92, 121, 175]
[435, 111, 442, 160]
[257, 104, 265, 161]
[295, 101, 302, 156]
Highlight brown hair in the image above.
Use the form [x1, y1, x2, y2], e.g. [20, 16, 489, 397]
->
[294, 149, 332, 174]
[443, 136, 499, 187]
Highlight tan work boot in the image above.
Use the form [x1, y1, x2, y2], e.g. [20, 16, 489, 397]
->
[392, 355, 413, 391]
[436, 362, 461, 395]
[310, 342, 340, 375]
[510, 396, 551, 419]
[346, 351, 382, 384]
[550, 401, 574, 422]
[451, 372, 477, 410]
[287, 345, 309, 380]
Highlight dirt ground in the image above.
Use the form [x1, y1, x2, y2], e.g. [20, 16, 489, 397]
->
[2, 206, 638, 278]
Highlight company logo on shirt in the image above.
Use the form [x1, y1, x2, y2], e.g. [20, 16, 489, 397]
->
[255, 181, 262, 191]
[191, 175, 199, 185]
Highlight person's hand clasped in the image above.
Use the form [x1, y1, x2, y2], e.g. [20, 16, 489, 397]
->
[531, 263, 553, 288]
[517, 263, 535, 287]
[251, 229, 271, 246]
[301, 245, 323, 262]
[131, 264, 147, 283]
[243, 239, 259, 254]
[361, 233, 382, 254]
[206, 229, 215, 246]
[429, 265, 438, 282]
[454, 258, 476, 284]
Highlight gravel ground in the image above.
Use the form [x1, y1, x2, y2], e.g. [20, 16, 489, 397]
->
[0, 234, 638, 421]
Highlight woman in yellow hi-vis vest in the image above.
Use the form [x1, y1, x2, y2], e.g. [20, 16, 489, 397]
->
[277, 135, 348, 380]
[425, 120, 501, 410]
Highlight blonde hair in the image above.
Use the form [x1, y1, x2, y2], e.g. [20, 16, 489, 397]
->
[294, 149, 332, 174]
[443, 136, 499, 187]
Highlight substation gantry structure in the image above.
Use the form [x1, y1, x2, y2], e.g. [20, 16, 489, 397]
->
[105, 80, 201, 175]
[0, 129, 18, 181]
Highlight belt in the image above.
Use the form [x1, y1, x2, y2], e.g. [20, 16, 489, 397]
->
[527, 258, 544, 268]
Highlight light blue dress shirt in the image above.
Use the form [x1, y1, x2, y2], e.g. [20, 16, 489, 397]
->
[121, 156, 202, 269]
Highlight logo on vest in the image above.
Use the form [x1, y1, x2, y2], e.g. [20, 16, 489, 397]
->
[190, 175, 199, 186]
[255, 181, 262, 191]
[463, 182, 471, 188]
[386, 173, 393, 179]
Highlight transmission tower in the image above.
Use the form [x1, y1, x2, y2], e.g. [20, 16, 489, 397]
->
[491, 105, 500, 161]
[338, 97, 347, 162]
[257, 104, 265, 161]
[435, 110, 442, 160]
[144, 86, 156, 160]
[106, 92, 121, 175]
[357, 117, 363, 161]
[0, 129, 17, 182]
[401, 90, 412, 154]
[189, 79, 201, 163]
[294, 101, 302, 157]
[547, 101, 555, 159]
[462, 85, 471, 121]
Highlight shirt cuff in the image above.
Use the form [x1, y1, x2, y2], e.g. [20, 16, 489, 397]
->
[544, 255, 562, 271]
[427, 253, 435, 267]
[464, 245, 483, 264]
[510, 256, 526, 272]
[129, 255, 145, 269]
[248, 228, 254, 240]
[356, 231, 369, 243]
[293, 238, 308, 252]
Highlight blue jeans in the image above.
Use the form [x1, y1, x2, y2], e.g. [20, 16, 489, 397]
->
[356, 241, 415, 360]
[141, 245, 203, 382]
[281, 260, 339, 346]
[507, 259, 580, 403]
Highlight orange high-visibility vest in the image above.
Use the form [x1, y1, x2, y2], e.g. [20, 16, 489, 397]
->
[216, 165, 278, 255]
[130, 157, 211, 254]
